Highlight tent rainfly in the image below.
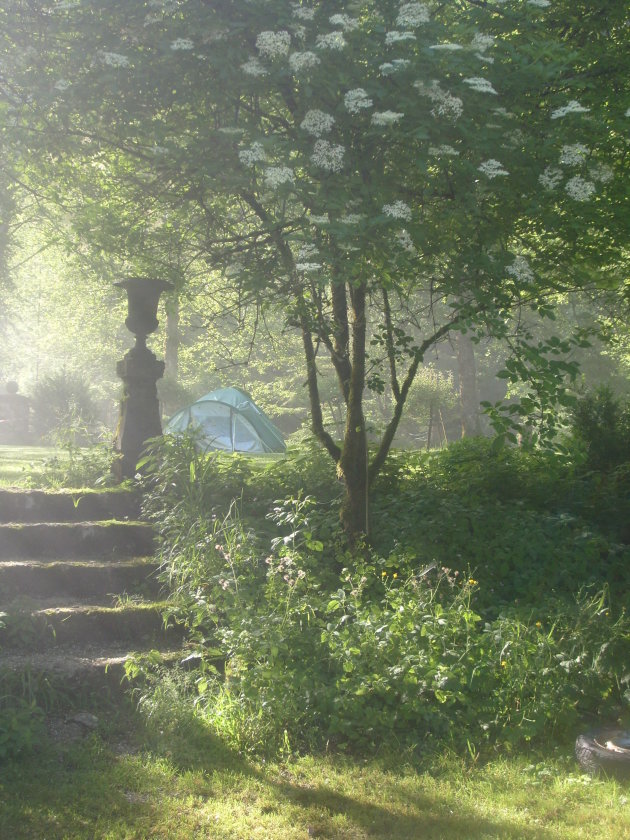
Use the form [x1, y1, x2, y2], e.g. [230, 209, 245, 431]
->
[165, 387, 286, 454]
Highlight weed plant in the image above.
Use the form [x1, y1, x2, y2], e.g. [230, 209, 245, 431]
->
[136, 431, 630, 758]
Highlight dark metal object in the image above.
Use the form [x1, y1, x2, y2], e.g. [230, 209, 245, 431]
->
[114, 278, 173, 479]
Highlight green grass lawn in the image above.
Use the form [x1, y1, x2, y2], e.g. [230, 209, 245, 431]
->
[0, 444, 64, 487]
[2, 708, 630, 840]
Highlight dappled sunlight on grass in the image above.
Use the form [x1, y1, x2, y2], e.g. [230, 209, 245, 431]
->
[0, 445, 66, 487]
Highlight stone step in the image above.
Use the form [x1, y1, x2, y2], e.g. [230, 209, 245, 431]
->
[0, 600, 182, 649]
[0, 488, 141, 523]
[0, 557, 161, 601]
[0, 522, 154, 558]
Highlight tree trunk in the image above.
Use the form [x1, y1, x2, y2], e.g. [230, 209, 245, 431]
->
[457, 331, 481, 437]
[165, 297, 181, 381]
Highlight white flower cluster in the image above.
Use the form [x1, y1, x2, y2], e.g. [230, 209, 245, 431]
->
[309, 214, 330, 225]
[54, 79, 71, 91]
[329, 14, 359, 31]
[506, 256, 534, 284]
[590, 163, 613, 184]
[170, 38, 194, 51]
[429, 145, 460, 156]
[626, 108, 630, 117]
[289, 51, 320, 72]
[478, 159, 509, 178]
[560, 143, 588, 166]
[300, 109, 335, 136]
[464, 77, 498, 95]
[256, 30, 291, 59]
[291, 4, 315, 20]
[472, 33, 494, 52]
[396, 2, 430, 27]
[311, 139, 345, 172]
[344, 88, 373, 114]
[565, 176, 595, 202]
[415, 80, 463, 122]
[316, 32, 346, 50]
[264, 166, 295, 188]
[397, 229, 417, 253]
[429, 43, 463, 51]
[291, 23, 307, 40]
[99, 52, 130, 68]
[551, 100, 590, 119]
[371, 111, 404, 126]
[298, 243, 319, 260]
[238, 142, 266, 167]
[528, 0, 551, 6]
[340, 214, 364, 224]
[218, 127, 244, 135]
[385, 31, 416, 45]
[241, 57, 268, 76]
[296, 262, 322, 272]
[379, 59, 410, 74]
[538, 165, 562, 190]
[383, 201, 412, 220]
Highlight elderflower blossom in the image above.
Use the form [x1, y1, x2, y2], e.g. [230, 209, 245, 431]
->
[590, 163, 613, 183]
[264, 166, 295, 188]
[316, 31, 347, 50]
[218, 127, 244, 135]
[565, 176, 596, 201]
[291, 24, 307, 40]
[383, 201, 412, 220]
[54, 79, 71, 91]
[472, 33, 494, 52]
[340, 214, 364, 224]
[238, 142, 266, 167]
[538, 166, 563, 190]
[528, 0, 551, 6]
[311, 139, 345, 172]
[298, 243, 319, 260]
[99, 52, 130, 68]
[560, 143, 588, 166]
[506, 256, 534, 284]
[429, 43, 463, 51]
[300, 109, 335, 136]
[415, 80, 464, 122]
[309, 214, 329, 225]
[429, 145, 460, 156]
[551, 100, 590, 119]
[344, 88, 373, 114]
[329, 14, 359, 31]
[256, 30, 291, 59]
[170, 38, 194, 50]
[289, 51, 320, 72]
[371, 111, 404, 126]
[478, 159, 509, 178]
[296, 262, 322, 272]
[626, 108, 630, 117]
[397, 229, 417, 253]
[241, 57, 268, 76]
[396, 3, 430, 27]
[291, 4, 315, 20]
[385, 31, 416, 44]
[464, 77, 498, 95]
[380, 59, 410, 74]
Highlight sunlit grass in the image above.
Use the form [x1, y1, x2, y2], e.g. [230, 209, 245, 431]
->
[0, 445, 66, 487]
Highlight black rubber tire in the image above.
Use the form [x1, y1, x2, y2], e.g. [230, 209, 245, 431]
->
[575, 730, 630, 777]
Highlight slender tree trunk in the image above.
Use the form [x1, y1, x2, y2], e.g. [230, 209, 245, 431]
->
[165, 297, 181, 381]
[457, 331, 481, 437]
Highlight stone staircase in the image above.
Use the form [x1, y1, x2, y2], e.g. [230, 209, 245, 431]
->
[0, 488, 181, 690]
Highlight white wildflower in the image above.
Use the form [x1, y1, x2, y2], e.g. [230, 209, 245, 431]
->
[464, 77, 498, 95]
[291, 24, 307, 39]
[475, 53, 495, 64]
[170, 38, 194, 50]
[380, 59, 410, 75]
[528, 0, 551, 6]
[415, 80, 463, 121]
[590, 163, 613, 184]
[264, 166, 295, 188]
[429, 145, 460, 156]
[472, 33, 494, 52]
[344, 88, 373, 114]
[238, 142, 266, 167]
[538, 166, 562, 190]
[298, 243, 319, 260]
[429, 43, 463, 51]
[396, 3, 430, 27]
[256, 30, 291, 59]
[478, 159, 509, 178]
[99, 52, 130, 68]
[289, 51, 320, 72]
[551, 100, 590, 119]
[340, 214, 364, 224]
[493, 107, 514, 118]
[241, 57, 268, 76]
[291, 4, 315, 20]
[296, 262, 322, 272]
[385, 31, 416, 44]
[371, 111, 404, 126]
[311, 139, 345, 172]
[309, 214, 329, 225]
[560, 143, 588, 166]
[397, 229, 417, 253]
[506, 256, 534, 284]
[316, 31, 347, 50]
[54, 79, 71, 91]
[329, 14, 359, 31]
[300, 109, 335, 136]
[565, 176, 596, 201]
[383, 201, 412, 220]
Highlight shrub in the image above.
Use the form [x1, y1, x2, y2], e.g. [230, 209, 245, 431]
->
[30, 371, 97, 441]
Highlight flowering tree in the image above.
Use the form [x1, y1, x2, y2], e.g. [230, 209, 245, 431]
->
[1, 0, 627, 541]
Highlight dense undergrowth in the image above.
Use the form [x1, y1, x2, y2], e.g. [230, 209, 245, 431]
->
[134, 394, 630, 759]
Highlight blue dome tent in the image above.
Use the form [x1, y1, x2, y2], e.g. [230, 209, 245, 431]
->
[165, 387, 286, 454]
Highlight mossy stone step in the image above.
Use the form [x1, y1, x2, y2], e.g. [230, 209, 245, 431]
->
[0, 557, 160, 600]
[0, 600, 182, 649]
[0, 488, 141, 523]
[0, 522, 154, 558]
